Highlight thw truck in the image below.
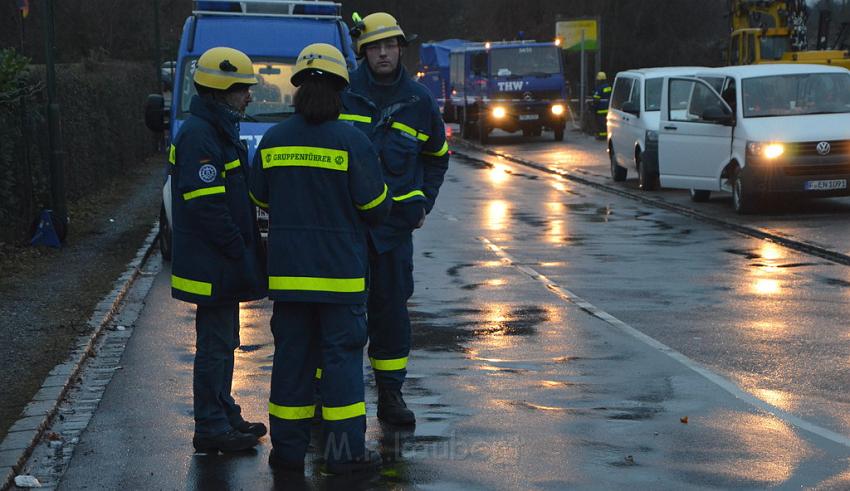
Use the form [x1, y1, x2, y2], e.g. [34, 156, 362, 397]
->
[444, 40, 568, 144]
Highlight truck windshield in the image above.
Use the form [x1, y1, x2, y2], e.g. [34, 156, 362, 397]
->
[489, 46, 561, 77]
[178, 58, 297, 121]
[742, 73, 850, 118]
[760, 36, 789, 61]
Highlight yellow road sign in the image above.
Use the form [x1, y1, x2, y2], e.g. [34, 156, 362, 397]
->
[556, 19, 598, 51]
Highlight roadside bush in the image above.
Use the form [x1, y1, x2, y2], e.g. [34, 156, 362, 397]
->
[0, 49, 44, 244]
[0, 55, 158, 244]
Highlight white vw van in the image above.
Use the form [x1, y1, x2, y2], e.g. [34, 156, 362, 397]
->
[657, 64, 850, 213]
[607, 67, 705, 190]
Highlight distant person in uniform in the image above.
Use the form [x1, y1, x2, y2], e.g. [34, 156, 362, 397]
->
[592, 71, 612, 140]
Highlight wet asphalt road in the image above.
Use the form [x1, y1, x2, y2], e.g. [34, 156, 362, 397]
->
[485, 130, 850, 254]
[51, 130, 850, 489]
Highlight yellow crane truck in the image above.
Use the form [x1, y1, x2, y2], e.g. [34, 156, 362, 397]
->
[729, 0, 850, 69]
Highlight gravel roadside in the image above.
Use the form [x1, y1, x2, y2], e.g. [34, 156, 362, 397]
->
[0, 155, 163, 442]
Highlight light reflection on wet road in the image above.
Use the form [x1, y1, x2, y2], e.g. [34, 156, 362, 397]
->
[451, 135, 850, 442]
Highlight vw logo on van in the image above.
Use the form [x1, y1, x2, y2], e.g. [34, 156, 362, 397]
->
[816, 141, 831, 156]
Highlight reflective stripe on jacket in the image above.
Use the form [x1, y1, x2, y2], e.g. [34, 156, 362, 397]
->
[170, 95, 267, 305]
[593, 83, 612, 110]
[340, 63, 449, 253]
[249, 113, 391, 304]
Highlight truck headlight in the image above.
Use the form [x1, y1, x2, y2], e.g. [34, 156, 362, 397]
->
[492, 106, 507, 119]
[551, 104, 565, 116]
[746, 141, 784, 159]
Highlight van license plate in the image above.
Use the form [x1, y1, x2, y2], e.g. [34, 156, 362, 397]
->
[519, 114, 539, 121]
[805, 179, 847, 191]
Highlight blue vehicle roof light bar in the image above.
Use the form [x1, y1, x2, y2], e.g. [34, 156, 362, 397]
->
[193, 0, 341, 19]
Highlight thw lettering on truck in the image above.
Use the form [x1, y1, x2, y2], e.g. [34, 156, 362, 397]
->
[497, 81, 526, 91]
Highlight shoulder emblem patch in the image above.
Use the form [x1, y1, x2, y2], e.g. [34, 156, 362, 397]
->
[198, 164, 217, 183]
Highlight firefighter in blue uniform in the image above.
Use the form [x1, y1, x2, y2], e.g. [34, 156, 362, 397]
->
[592, 71, 612, 140]
[341, 12, 450, 427]
[169, 47, 267, 452]
[250, 43, 391, 474]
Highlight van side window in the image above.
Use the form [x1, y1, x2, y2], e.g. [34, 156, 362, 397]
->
[669, 79, 726, 123]
[610, 77, 634, 111]
[644, 78, 662, 111]
[628, 79, 641, 108]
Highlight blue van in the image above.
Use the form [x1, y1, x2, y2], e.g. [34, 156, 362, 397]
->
[144, 0, 357, 259]
[446, 40, 568, 144]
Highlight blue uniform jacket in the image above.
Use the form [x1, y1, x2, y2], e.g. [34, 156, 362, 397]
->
[593, 83, 612, 112]
[340, 63, 450, 254]
[249, 113, 391, 304]
[170, 95, 267, 305]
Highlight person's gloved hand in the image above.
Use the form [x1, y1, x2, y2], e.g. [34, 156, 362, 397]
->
[415, 207, 426, 229]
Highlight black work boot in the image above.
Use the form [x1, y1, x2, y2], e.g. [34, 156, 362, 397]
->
[325, 448, 382, 475]
[192, 428, 259, 453]
[234, 420, 267, 438]
[377, 388, 416, 426]
[268, 449, 305, 473]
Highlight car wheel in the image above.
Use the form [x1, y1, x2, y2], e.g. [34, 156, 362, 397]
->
[159, 203, 172, 261]
[732, 171, 755, 214]
[689, 189, 711, 202]
[553, 126, 564, 141]
[609, 145, 627, 182]
[637, 159, 658, 191]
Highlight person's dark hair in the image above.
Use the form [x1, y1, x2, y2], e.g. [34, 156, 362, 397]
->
[293, 74, 342, 124]
[194, 82, 251, 98]
[195, 82, 215, 97]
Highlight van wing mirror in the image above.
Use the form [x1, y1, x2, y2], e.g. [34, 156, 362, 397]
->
[702, 104, 734, 125]
[621, 101, 640, 115]
[144, 93, 169, 133]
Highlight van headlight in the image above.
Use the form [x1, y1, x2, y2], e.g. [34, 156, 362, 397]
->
[491, 106, 507, 119]
[551, 104, 565, 116]
[645, 130, 658, 143]
[747, 141, 784, 159]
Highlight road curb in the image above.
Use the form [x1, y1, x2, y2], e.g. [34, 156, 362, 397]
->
[451, 138, 850, 266]
[0, 223, 161, 491]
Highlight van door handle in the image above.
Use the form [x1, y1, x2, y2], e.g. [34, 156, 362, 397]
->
[664, 125, 678, 130]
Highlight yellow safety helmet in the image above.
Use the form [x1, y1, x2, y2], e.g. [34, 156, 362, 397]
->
[350, 12, 414, 55]
[193, 47, 258, 91]
[291, 43, 350, 88]
[596, 71, 607, 81]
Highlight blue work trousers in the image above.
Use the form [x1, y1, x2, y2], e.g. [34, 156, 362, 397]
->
[367, 235, 414, 390]
[269, 302, 368, 465]
[193, 303, 244, 436]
